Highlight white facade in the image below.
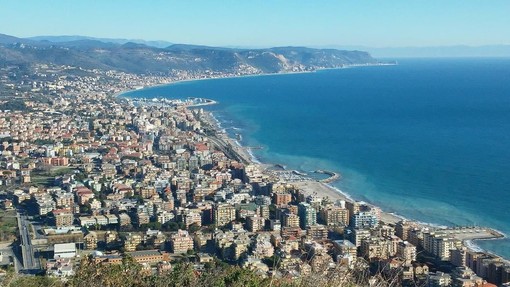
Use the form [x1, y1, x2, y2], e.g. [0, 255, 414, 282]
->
[54, 243, 76, 259]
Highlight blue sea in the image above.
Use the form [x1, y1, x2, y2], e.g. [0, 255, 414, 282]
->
[124, 58, 510, 259]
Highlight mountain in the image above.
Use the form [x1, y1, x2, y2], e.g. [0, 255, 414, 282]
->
[27, 35, 174, 49]
[0, 33, 378, 75]
[0, 33, 39, 45]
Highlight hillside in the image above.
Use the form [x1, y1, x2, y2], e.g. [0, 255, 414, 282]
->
[0, 33, 378, 75]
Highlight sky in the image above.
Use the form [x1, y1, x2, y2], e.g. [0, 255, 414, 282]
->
[0, 0, 509, 48]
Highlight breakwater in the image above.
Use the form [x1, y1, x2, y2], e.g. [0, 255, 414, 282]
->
[315, 169, 340, 183]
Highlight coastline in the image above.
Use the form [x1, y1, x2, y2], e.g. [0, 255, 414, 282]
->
[116, 64, 508, 261]
[115, 62, 393, 100]
[201, 109, 412, 226]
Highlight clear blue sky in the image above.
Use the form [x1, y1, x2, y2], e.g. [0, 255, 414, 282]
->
[1, 0, 509, 47]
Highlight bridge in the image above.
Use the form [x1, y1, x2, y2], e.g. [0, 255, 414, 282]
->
[17, 211, 40, 273]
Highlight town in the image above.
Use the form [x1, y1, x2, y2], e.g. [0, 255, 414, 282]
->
[0, 61, 509, 287]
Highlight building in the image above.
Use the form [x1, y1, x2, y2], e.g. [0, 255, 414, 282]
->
[427, 271, 451, 287]
[79, 216, 97, 227]
[35, 194, 56, 215]
[319, 205, 349, 226]
[214, 203, 236, 227]
[251, 237, 274, 258]
[136, 212, 150, 227]
[349, 228, 371, 247]
[298, 202, 316, 229]
[451, 266, 484, 287]
[269, 219, 281, 231]
[42, 157, 69, 166]
[350, 211, 379, 229]
[157, 211, 174, 224]
[333, 240, 357, 258]
[450, 246, 468, 267]
[169, 230, 194, 253]
[395, 220, 417, 241]
[397, 241, 417, 265]
[126, 250, 170, 265]
[245, 215, 264, 232]
[118, 213, 131, 226]
[157, 261, 172, 275]
[306, 225, 328, 240]
[345, 201, 360, 218]
[105, 231, 118, 245]
[105, 214, 119, 225]
[257, 205, 270, 219]
[54, 243, 76, 259]
[84, 231, 98, 250]
[124, 233, 142, 252]
[423, 232, 461, 261]
[54, 192, 74, 208]
[183, 210, 202, 228]
[281, 212, 300, 228]
[273, 192, 292, 205]
[95, 215, 108, 226]
[360, 237, 394, 261]
[139, 186, 157, 199]
[53, 209, 74, 227]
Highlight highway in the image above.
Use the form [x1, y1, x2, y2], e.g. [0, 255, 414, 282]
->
[16, 211, 40, 272]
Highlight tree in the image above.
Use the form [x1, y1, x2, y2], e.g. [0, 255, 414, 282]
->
[7, 276, 63, 287]
[74, 172, 87, 182]
[69, 255, 149, 287]
[162, 221, 180, 231]
[145, 221, 162, 230]
[188, 223, 201, 233]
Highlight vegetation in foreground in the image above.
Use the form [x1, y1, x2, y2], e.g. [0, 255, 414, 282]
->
[0, 255, 407, 287]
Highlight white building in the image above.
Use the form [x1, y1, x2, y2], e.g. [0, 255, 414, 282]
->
[106, 214, 119, 224]
[79, 216, 97, 227]
[157, 211, 174, 224]
[54, 243, 76, 259]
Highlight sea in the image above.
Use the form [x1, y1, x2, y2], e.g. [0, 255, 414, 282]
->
[123, 58, 510, 259]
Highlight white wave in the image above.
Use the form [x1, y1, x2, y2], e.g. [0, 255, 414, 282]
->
[324, 183, 354, 202]
[464, 240, 485, 252]
[246, 148, 261, 164]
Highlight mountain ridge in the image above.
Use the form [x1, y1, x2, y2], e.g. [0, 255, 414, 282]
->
[0, 33, 378, 75]
[27, 35, 174, 49]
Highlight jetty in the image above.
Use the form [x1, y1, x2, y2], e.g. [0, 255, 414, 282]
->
[315, 169, 340, 183]
[438, 226, 505, 241]
[246, 146, 263, 150]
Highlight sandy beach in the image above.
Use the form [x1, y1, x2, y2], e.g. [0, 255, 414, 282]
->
[199, 107, 411, 227]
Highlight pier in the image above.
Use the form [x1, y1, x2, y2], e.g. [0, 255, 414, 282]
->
[315, 169, 340, 183]
[438, 226, 505, 241]
[246, 146, 263, 150]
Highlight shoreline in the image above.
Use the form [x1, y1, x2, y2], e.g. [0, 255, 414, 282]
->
[116, 64, 508, 261]
[202, 110, 418, 226]
[115, 62, 394, 100]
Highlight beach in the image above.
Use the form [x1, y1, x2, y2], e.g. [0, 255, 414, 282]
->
[199, 109, 406, 226]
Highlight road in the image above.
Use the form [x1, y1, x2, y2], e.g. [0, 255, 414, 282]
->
[16, 211, 40, 272]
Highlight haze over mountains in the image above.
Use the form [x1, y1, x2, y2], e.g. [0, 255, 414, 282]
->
[0, 33, 377, 75]
[25, 35, 510, 58]
[27, 35, 174, 49]
[323, 45, 510, 58]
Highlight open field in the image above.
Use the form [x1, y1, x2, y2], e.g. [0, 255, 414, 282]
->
[0, 209, 17, 242]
